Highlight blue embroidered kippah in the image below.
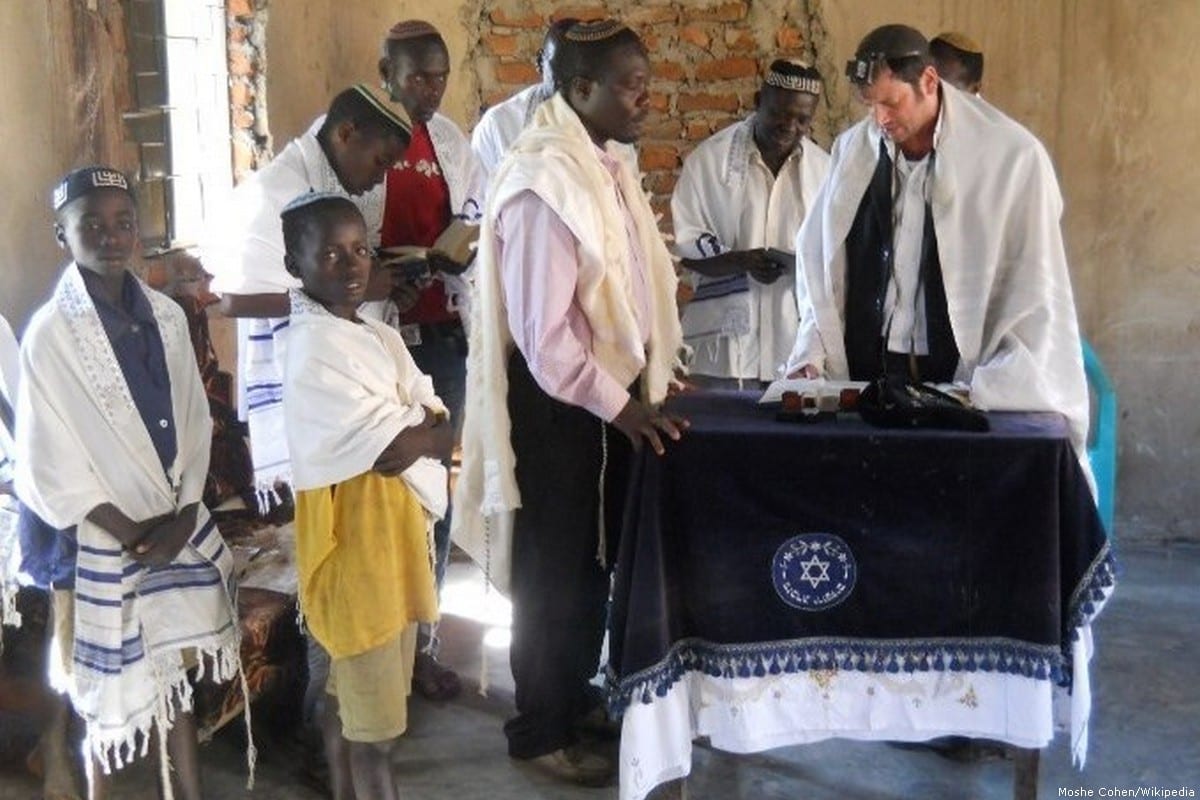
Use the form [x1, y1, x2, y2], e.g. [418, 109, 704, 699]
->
[52, 166, 132, 211]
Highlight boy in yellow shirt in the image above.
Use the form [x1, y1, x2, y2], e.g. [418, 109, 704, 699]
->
[280, 192, 452, 800]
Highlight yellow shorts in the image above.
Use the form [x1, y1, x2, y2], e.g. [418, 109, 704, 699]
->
[326, 624, 418, 743]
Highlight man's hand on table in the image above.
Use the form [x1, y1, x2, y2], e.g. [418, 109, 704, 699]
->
[612, 398, 689, 456]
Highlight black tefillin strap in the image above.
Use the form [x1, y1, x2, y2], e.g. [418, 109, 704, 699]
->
[843, 139, 958, 383]
[844, 50, 923, 85]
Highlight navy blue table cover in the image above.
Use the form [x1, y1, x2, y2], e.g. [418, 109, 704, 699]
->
[607, 391, 1114, 713]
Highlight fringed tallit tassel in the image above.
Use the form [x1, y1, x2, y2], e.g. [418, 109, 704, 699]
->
[596, 421, 609, 569]
[254, 483, 282, 517]
[221, 590, 258, 791]
[237, 655, 258, 790]
[83, 733, 97, 799]
[0, 582, 19, 633]
[478, 514, 492, 698]
[423, 514, 440, 656]
[734, 337, 745, 392]
[0, 499, 22, 640]
[151, 658, 176, 800]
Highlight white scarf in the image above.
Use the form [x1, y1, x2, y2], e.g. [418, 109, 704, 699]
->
[452, 94, 683, 593]
[14, 265, 247, 788]
[283, 289, 448, 518]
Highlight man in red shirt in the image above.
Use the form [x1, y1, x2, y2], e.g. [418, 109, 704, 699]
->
[376, 18, 481, 701]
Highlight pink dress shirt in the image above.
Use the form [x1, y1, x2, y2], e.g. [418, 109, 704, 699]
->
[497, 148, 652, 422]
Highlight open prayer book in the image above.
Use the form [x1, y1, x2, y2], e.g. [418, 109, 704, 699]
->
[377, 218, 480, 269]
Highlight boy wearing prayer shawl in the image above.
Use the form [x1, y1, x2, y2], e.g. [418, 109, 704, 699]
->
[454, 19, 686, 786]
[785, 24, 1092, 472]
[673, 59, 831, 388]
[280, 193, 451, 800]
[15, 167, 244, 800]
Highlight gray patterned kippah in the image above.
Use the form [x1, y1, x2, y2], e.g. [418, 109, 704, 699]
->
[764, 58, 823, 95]
[563, 19, 630, 43]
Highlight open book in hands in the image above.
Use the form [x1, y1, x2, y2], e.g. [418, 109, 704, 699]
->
[377, 218, 480, 278]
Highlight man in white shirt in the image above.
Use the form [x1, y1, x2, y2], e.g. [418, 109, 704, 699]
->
[673, 59, 830, 388]
[205, 85, 411, 503]
[786, 24, 1090, 459]
[471, 18, 578, 192]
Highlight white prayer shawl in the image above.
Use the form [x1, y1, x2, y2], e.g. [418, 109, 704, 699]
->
[786, 83, 1092, 461]
[204, 117, 385, 505]
[360, 112, 484, 335]
[673, 116, 830, 381]
[428, 111, 484, 226]
[283, 289, 448, 519]
[14, 265, 243, 781]
[471, 84, 554, 194]
[453, 93, 684, 594]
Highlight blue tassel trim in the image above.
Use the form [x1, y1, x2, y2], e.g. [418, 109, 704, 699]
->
[606, 635, 1064, 718]
[1058, 542, 1118, 686]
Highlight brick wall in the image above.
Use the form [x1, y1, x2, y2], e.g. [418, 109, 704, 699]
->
[227, 0, 273, 183]
[470, 0, 837, 230]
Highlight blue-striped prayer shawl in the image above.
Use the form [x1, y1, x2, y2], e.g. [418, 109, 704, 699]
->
[13, 264, 250, 790]
[243, 315, 291, 510]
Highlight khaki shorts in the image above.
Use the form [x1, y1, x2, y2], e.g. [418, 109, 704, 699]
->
[51, 590, 199, 683]
[326, 624, 418, 743]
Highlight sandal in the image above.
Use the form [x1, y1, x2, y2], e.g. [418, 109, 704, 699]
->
[413, 652, 463, 701]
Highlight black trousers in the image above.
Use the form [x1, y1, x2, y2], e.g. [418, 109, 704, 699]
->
[502, 352, 632, 759]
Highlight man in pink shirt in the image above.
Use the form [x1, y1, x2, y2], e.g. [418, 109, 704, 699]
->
[455, 18, 687, 787]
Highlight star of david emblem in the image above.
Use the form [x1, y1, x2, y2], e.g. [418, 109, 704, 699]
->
[798, 554, 831, 588]
[771, 533, 857, 611]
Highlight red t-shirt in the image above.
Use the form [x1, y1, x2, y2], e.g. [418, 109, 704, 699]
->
[381, 122, 456, 325]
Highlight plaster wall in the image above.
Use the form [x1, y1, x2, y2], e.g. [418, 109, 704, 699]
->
[0, 0, 135, 333]
[1051, 0, 1200, 539]
[265, 0, 478, 146]
[0, 4, 77, 330]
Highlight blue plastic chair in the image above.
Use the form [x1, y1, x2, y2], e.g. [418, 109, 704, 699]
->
[1082, 339, 1117, 536]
